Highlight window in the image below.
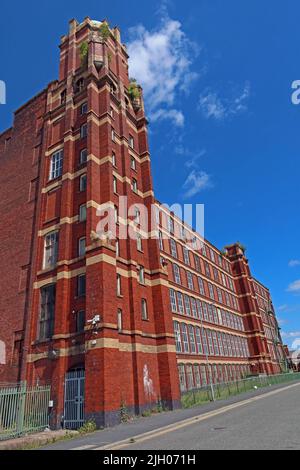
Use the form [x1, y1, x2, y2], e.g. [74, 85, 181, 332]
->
[76, 310, 85, 333]
[170, 289, 177, 313]
[78, 237, 86, 257]
[130, 156, 136, 170]
[205, 262, 211, 278]
[115, 239, 120, 257]
[177, 292, 185, 314]
[75, 78, 84, 93]
[168, 217, 174, 235]
[212, 331, 219, 355]
[139, 266, 145, 284]
[112, 152, 116, 167]
[217, 287, 223, 304]
[114, 205, 118, 224]
[159, 231, 164, 250]
[111, 128, 116, 142]
[132, 178, 138, 193]
[117, 309, 122, 332]
[184, 295, 191, 316]
[187, 272, 194, 290]
[113, 176, 118, 193]
[79, 204, 87, 222]
[43, 231, 59, 269]
[201, 329, 208, 355]
[117, 274, 122, 296]
[208, 283, 215, 300]
[170, 239, 177, 258]
[137, 233, 142, 251]
[206, 330, 214, 355]
[129, 134, 134, 148]
[194, 254, 200, 272]
[134, 207, 140, 224]
[79, 174, 87, 192]
[39, 284, 56, 340]
[202, 302, 209, 321]
[49, 150, 63, 180]
[174, 322, 182, 352]
[198, 277, 205, 296]
[189, 325, 196, 354]
[61, 90, 66, 105]
[195, 327, 203, 354]
[196, 300, 203, 319]
[181, 324, 189, 353]
[110, 106, 114, 118]
[80, 124, 88, 138]
[190, 298, 197, 318]
[81, 102, 88, 115]
[77, 275, 86, 297]
[183, 247, 190, 265]
[178, 364, 186, 391]
[200, 365, 207, 385]
[80, 148, 88, 164]
[141, 298, 148, 320]
[186, 365, 194, 390]
[194, 365, 201, 388]
[173, 264, 181, 284]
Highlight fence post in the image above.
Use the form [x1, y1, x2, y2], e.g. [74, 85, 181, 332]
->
[16, 382, 27, 437]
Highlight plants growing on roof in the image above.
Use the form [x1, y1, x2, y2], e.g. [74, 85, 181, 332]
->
[79, 41, 88, 66]
[236, 241, 247, 254]
[128, 79, 141, 101]
[99, 22, 110, 41]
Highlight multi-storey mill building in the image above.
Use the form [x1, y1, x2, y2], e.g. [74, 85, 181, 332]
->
[0, 18, 287, 429]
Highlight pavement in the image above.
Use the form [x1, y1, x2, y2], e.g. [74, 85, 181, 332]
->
[39, 380, 300, 450]
[0, 429, 78, 451]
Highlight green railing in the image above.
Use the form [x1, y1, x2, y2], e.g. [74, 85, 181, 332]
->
[0, 382, 51, 441]
[181, 372, 300, 409]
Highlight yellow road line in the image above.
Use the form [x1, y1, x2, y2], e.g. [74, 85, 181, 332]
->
[94, 382, 300, 450]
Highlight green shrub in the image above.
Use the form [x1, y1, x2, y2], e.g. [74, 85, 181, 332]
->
[78, 420, 97, 434]
[99, 22, 110, 41]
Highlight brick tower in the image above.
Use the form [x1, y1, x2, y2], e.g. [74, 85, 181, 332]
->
[23, 18, 180, 428]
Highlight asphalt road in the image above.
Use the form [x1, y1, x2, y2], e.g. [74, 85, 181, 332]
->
[42, 381, 300, 451]
[117, 383, 300, 450]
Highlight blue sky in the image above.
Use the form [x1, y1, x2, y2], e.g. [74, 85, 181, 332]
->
[0, 0, 299, 347]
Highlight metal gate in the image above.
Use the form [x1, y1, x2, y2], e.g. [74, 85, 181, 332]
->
[64, 369, 85, 429]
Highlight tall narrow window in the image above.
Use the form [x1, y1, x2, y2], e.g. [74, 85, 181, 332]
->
[129, 134, 134, 148]
[169, 289, 177, 313]
[77, 275, 86, 297]
[76, 310, 85, 333]
[139, 266, 145, 284]
[183, 247, 190, 265]
[115, 239, 120, 257]
[181, 324, 189, 353]
[130, 156, 136, 170]
[117, 309, 123, 332]
[112, 152, 116, 167]
[141, 298, 148, 320]
[111, 128, 116, 142]
[178, 364, 186, 391]
[117, 274, 121, 296]
[173, 264, 181, 284]
[79, 174, 87, 192]
[113, 176, 118, 193]
[78, 237, 86, 257]
[80, 148, 88, 164]
[43, 231, 59, 269]
[80, 123, 88, 138]
[189, 325, 196, 354]
[137, 233, 142, 251]
[187, 271, 194, 290]
[81, 102, 88, 115]
[79, 204, 87, 222]
[198, 277, 205, 296]
[184, 295, 191, 316]
[159, 231, 164, 250]
[194, 254, 200, 272]
[132, 178, 138, 193]
[49, 150, 63, 180]
[174, 322, 182, 352]
[195, 327, 203, 354]
[39, 284, 56, 340]
[177, 292, 185, 314]
[170, 239, 177, 258]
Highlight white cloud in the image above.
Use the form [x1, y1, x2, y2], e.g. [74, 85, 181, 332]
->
[198, 82, 251, 120]
[182, 170, 213, 198]
[287, 280, 300, 293]
[127, 13, 198, 127]
[151, 109, 185, 127]
[289, 259, 300, 267]
[281, 331, 300, 339]
[175, 146, 207, 168]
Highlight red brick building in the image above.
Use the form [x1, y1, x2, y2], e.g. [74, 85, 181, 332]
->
[0, 18, 287, 429]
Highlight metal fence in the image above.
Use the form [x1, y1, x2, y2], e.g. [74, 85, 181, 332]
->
[181, 371, 300, 408]
[0, 382, 51, 441]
